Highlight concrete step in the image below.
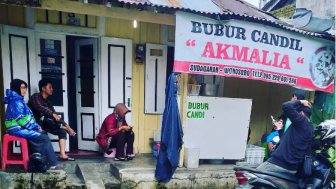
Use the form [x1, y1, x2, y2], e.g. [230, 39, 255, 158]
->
[66, 173, 86, 189]
[61, 162, 121, 189]
[99, 172, 120, 189]
[77, 164, 106, 189]
[0, 169, 67, 189]
[63, 163, 86, 189]
[114, 167, 237, 189]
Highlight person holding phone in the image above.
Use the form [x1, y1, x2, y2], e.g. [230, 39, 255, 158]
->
[267, 89, 306, 155]
[267, 117, 284, 156]
[258, 100, 313, 175]
[96, 103, 134, 161]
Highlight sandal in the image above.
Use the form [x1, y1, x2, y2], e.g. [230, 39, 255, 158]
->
[114, 157, 128, 161]
[126, 155, 134, 160]
[59, 156, 75, 161]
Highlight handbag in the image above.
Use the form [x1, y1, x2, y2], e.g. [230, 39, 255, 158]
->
[41, 114, 62, 133]
[296, 137, 313, 179]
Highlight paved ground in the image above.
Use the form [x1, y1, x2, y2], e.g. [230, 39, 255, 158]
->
[0, 154, 240, 189]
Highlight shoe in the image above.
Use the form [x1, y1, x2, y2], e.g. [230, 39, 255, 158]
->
[48, 166, 56, 170]
[48, 165, 64, 170]
[48, 164, 65, 170]
[114, 157, 128, 161]
[127, 156, 134, 160]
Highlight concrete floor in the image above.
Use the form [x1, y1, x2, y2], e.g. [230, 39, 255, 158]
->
[0, 154, 239, 189]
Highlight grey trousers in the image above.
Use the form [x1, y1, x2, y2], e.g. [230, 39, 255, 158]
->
[257, 161, 297, 175]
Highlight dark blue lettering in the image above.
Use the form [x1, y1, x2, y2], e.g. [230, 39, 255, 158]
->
[191, 21, 202, 33]
[270, 34, 279, 46]
[260, 32, 271, 44]
[225, 25, 235, 38]
[214, 24, 224, 36]
[295, 39, 303, 51]
[251, 30, 261, 42]
[280, 36, 289, 48]
[235, 27, 246, 40]
[202, 23, 213, 35]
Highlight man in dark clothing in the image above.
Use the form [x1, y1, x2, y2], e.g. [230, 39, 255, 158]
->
[281, 89, 306, 131]
[268, 89, 307, 153]
[257, 99, 313, 175]
[28, 79, 76, 161]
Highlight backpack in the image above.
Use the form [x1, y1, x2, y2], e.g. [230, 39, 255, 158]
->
[28, 153, 48, 173]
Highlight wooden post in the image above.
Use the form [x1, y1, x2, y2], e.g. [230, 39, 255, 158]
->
[178, 73, 188, 167]
[308, 91, 315, 103]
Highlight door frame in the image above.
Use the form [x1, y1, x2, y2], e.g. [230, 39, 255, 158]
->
[35, 32, 70, 152]
[0, 25, 38, 153]
[32, 22, 103, 152]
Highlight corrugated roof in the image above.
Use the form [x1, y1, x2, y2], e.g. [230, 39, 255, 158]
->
[116, 0, 276, 18]
[115, 0, 150, 5]
[212, 0, 275, 20]
[148, 0, 220, 13]
[1, 0, 41, 7]
[113, 0, 334, 40]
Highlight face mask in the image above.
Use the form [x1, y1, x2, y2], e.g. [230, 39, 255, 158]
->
[117, 116, 124, 122]
[115, 113, 124, 122]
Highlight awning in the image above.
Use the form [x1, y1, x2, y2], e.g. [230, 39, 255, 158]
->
[173, 12, 335, 93]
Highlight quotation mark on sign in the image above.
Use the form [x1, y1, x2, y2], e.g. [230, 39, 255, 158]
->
[297, 57, 304, 64]
[186, 40, 196, 47]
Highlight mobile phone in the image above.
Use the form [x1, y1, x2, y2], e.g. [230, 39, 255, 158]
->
[271, 115, 276, 123]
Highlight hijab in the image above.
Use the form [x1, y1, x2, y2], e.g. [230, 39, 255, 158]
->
[10, 79, 27, 96]
[114, 103, 130, 128]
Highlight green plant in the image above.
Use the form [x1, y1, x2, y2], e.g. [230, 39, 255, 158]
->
[311, 103, 335, 184]
[310, 104, 334, 128]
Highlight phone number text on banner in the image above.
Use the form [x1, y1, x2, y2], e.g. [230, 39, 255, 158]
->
[173, 12, 335, 93]
[174, 61, 319, 89]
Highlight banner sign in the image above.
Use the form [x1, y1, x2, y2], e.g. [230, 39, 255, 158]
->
[174, 12, 335, 93]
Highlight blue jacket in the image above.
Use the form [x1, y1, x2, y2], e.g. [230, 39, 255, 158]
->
[3, 89, 41, 139]
[266, 131, 279, 145]
[266, 131, 279, 156]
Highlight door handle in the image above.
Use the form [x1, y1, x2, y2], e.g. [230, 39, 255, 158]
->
[127, 98, 130, 107]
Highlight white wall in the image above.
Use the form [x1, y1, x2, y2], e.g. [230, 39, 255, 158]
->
[296, 0, 335, 19]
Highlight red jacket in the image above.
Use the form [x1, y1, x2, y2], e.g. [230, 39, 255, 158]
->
[95, 113, 128, 148]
